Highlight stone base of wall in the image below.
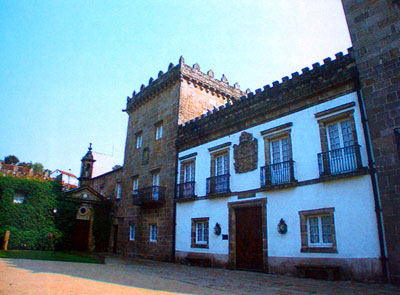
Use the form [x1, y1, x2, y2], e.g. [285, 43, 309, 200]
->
[175, 250, 229, 268]
[268, 256, 383, 281]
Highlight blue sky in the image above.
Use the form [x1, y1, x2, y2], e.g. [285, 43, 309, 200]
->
[0, 1, 352, 176]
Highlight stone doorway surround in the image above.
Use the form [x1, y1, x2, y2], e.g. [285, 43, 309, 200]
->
[228, 197, 268, 272]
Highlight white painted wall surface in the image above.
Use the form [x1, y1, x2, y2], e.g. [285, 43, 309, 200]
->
[265, 176, 380, 258]
[175, 176, 380, 258]
[177, 92, 367, 196]
[175, 92, 380, 259]
[176, 196, 235, 254]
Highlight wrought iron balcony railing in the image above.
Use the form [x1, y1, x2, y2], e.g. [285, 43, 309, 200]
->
[206, 174, 230, 195]
[132, 186, 166, 207]
[318, 145, 362, 176]
[176, 181, 196, 199]
[261, 160, 295, 187]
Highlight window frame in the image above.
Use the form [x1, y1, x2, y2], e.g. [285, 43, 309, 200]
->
[210, 148, 230, 177]
[152, 171, 160, 186]
[135, 132, 143, 149]
[180, 159, 195, 183]
[299, 207, 337, 253]
[116, 183, 122, 199]
[129, 225, 136, 241]
[155, 122, 163, 140]
[191, 217, 209, 248]
[261, 125, 293, 166]
[316, 109, 359, 154]
[149, 224, 157, 242]
[132, 177, 139, 195]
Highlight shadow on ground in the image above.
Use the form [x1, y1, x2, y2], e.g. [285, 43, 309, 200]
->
[2, 254, 399, 295]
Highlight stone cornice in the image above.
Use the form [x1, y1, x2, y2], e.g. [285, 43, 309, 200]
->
[125, 57, 246, 113]
[177, 48, 358, 150]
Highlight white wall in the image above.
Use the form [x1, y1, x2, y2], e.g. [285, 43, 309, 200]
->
[177, 92, 368, 196]
[176, 177, 380, 258]
[175, 91, 380, 259]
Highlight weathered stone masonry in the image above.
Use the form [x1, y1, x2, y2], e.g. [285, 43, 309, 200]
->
[341, 0, 400, 283]
[115, 57, 245, 261]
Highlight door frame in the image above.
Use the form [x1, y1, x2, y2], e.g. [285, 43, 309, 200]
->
[228, 198, 268, 272]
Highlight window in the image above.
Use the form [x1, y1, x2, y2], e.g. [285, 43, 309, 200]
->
[269, 137, 291, 184]
[150, 224, 157, 242]
[196, 222, 208, 244]
[83, 193, 89, 199]
[155, 123, 163, 140]
[215, 154, 228, 176]
[116, 183, 122, 199]
[151, 171, 160, 200]
[207, 149, 230, 194]
[13, 192, 25, 204]
[317, 109, 361, 176]
[307, 215, 333, 246]
[132, 177, 139, 195]
[136, 132, 143, 148]
[184, 162, 195, 182]
[129, 225, 136, 241]
[327, 119, 354, 149]
[261, 123, 294, 186]
[299, 208, 337, 253]
[191, 217, 209, 248]
[178, 160, 196, 198]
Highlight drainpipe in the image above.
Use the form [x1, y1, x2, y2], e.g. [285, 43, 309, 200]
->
[354, 77, 389, 282]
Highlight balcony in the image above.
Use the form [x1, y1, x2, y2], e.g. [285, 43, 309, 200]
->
[261, 160, 295, 187]
[176, 181, 196, 199]
[206, 174, 230, 195]
[318, 145, 362, 176]
[132, 186, 166, 207]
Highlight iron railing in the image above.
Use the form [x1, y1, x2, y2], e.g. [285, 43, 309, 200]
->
[261, 160, 295, 187]
[132, 186, 166, 206]
[206, 174, 230, 195]
[176, 181, 196, 199]
[318, 145, 362, 176]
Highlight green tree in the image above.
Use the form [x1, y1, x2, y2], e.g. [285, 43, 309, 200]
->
[4, 155, 19, 164]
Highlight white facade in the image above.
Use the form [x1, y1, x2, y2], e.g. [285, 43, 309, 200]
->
[51, 169, 79, 187]
[175, 92, 381, 279]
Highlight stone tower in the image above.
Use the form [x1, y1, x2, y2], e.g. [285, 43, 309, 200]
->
[341, 0, 400, 283]
[79, 143, 96, 187]
[112, 58, 245, 261]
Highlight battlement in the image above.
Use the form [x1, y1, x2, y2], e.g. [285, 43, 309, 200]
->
[125, 57, 246, 113]
[177, 48, 357, 149]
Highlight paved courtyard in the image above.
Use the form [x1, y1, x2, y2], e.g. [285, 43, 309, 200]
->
[1, 255, 399, 295]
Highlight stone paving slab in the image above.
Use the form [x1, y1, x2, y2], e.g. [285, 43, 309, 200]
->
[1, 255, 399, 295]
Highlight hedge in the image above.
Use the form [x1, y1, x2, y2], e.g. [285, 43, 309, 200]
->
[0, 176, 58, 250]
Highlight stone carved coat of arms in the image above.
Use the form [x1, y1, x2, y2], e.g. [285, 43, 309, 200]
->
[233, 132, 258, 173]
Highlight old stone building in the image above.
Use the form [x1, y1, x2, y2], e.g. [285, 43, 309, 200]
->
[341, 0, 400, 283]
[74, 0, 399, 282]
[109, 58, 244, 261]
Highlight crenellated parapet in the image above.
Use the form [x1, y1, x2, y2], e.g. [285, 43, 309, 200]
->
[177, 48, 357, 150]
[125, 57, 246, 113]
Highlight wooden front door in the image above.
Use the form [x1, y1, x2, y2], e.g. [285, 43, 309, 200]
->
[113, 225, 118, 253]
[235, 206, 263, 270]
[72, 220, 90, 251]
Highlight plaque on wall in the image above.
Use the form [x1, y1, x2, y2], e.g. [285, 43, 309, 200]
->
[233, 132, 258, 173]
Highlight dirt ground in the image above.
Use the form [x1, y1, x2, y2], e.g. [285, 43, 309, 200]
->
[1, 256, 399, 295]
